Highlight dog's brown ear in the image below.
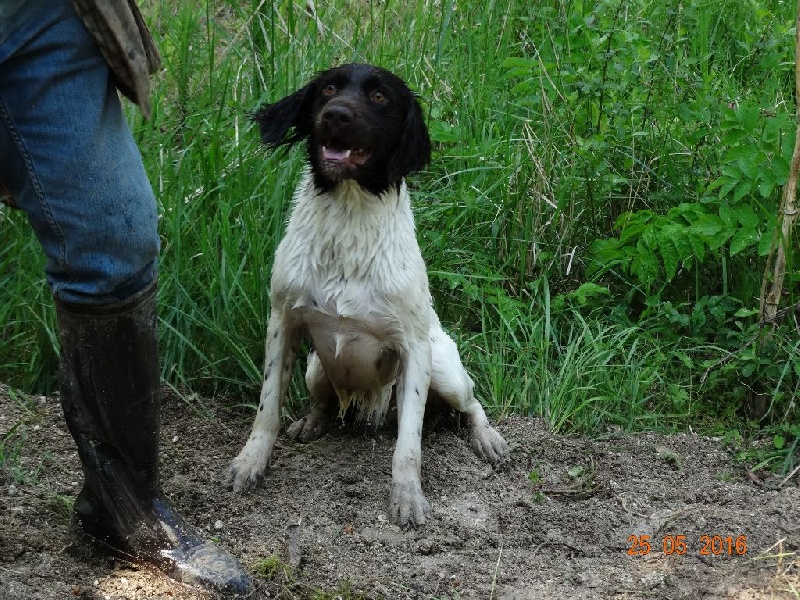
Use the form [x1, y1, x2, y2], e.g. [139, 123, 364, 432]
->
[386, 94, 432, 183]
[252, 82, 316, 148]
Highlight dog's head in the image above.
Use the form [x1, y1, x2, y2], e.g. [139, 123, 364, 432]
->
[253, 63, 431, 195]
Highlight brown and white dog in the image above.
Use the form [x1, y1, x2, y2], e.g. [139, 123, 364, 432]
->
[225, 64, 508, 527]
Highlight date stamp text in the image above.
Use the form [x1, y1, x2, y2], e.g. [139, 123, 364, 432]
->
[627, 534, 747, 556]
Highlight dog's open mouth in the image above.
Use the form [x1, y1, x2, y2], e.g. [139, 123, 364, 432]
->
[321, 145, 372, 169]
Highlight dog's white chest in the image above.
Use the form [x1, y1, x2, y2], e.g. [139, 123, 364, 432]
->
[271, 175, 431, 394]
[296, 304, 401, 391]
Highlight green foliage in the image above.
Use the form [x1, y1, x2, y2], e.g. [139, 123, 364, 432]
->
[0, 422, 27, 484]
[724, 422, 800, 475]
[710, 102, 793, 206]
[44, 493, 75, 523]
[0, 389, 41, 485]
[252, 554, 295, 583]
[586, 99, 792, 295]
[527, 469, 546, 504]
[503, 0, 795, 292]
[0, 0, 797, 459]
[0, 217, 59, 392]
[499, 0, 798, 438]
[587, 198, 776, 293]
[251, 554, 371, 599]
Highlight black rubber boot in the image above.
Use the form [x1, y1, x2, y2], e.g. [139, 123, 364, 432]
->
[55, 282, 253, 597]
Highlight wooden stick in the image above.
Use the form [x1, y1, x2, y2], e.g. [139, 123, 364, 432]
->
[759, 3, 800, 324]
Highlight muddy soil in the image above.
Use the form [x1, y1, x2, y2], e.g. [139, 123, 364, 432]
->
[1, 384, 798, 599]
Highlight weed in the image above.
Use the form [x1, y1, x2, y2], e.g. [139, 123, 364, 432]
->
[44, 493, 75, 523]
[0, 422, 28, 485]
[310, 579, 371, 600]
[654, 446, 683, 470]
[715, 471, 737, 483]
[527, 469, 547, 504]
[252, 554, 295, 584]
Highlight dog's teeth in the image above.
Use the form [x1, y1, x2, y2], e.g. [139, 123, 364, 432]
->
[344, 149, 351, 158]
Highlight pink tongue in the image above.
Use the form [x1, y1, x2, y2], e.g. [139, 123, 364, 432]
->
[323, 147, 350, 162]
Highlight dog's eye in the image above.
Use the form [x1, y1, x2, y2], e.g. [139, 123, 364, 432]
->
[370, 90, 388, 104]
[323, 84, 337, 96]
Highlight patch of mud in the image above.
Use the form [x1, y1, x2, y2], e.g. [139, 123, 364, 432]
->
[1, 385, 798, 599]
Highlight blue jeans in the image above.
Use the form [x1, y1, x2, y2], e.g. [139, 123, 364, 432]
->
[0, 0, 159, 306]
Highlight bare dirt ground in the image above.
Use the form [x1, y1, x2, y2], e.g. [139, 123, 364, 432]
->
[1, 383, 798, 600]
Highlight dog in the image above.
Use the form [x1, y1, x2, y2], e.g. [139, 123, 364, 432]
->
[225, 63, 508, 527]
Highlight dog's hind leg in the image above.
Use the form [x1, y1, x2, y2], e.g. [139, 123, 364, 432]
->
[428, 312, 509, 465]
[286, 351, 337, 442]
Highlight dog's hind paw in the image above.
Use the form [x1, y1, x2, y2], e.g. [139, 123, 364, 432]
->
[389, 480, 431, 528]
[470, 423, 509, 466]
[286, 414, 329, 443]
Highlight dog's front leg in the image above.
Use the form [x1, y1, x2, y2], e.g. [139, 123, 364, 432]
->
[389, 338, 432, 527]
[226, 309, 298, 492]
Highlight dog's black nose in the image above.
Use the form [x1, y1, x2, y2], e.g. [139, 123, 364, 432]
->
[322, 104, 353, 128]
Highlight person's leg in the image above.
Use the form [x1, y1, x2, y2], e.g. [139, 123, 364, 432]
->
[0, 1, 252, 595]
[0, 0, 157, 304]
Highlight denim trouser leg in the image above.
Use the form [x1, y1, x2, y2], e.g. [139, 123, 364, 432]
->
[0, 0, 159, 306]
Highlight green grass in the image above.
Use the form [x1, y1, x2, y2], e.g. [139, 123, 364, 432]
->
[0, 387, 39, 484]
[1, 0, 798, 469]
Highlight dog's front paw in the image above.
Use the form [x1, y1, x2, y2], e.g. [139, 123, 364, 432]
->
[389, 480, 431, 528]
[224, 443, 271, 492]
[470, 423, 509, 466]
[286, 413, 329, 443]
